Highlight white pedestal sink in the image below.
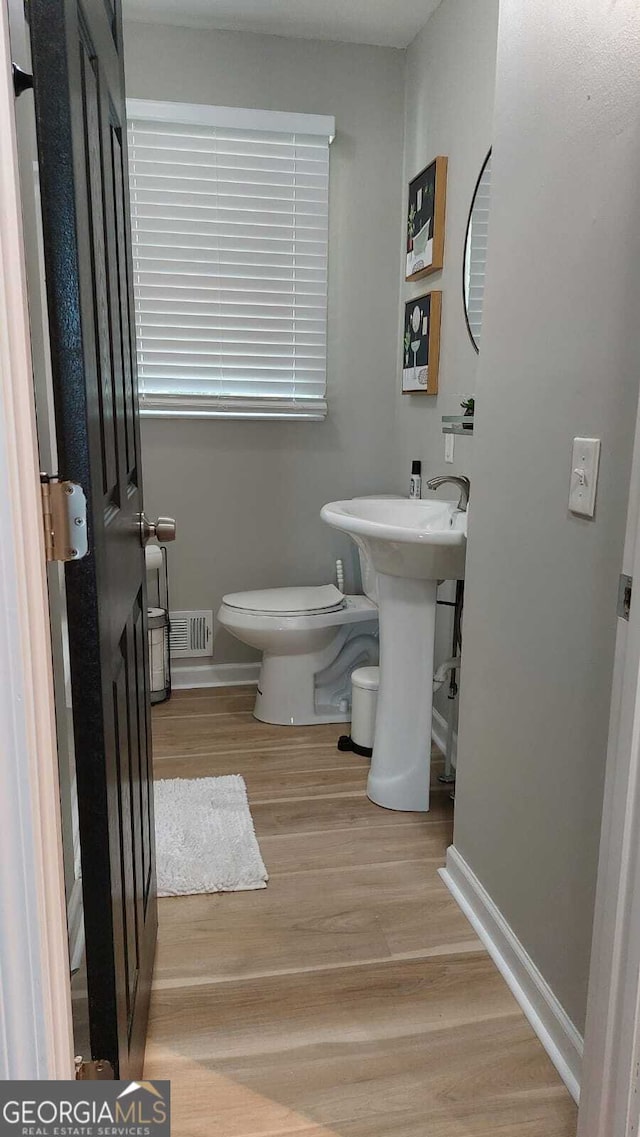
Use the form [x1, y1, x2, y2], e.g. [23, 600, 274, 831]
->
[321, 497, 467, 812]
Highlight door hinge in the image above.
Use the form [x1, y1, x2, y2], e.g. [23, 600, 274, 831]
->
[74, 1056, 114, 1080]
[40, 475, 88, 563]
[618, 573, 633, 621]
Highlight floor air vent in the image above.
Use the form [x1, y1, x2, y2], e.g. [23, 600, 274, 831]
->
[169, 610, 213, 658]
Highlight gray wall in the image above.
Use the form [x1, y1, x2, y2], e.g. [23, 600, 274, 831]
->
[396, 0, 498, 484]
[124, 23, 405, 663]
[453, 0, 640, 1033]
[398, 0, 499, 717]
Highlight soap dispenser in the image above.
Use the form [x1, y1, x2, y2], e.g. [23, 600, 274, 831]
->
[409, 460, 422, 499]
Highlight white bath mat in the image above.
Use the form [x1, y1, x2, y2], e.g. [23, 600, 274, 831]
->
[154, 775, 268, 897]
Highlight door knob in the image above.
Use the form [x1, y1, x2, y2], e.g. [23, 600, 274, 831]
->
[139, 514, 176, 544]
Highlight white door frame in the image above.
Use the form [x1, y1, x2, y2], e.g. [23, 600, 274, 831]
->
[576, 398, 640, 1129]
[0, 0, 74, 1080]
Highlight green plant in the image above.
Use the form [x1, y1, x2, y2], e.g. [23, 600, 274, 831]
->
[461, 397, 475, 430]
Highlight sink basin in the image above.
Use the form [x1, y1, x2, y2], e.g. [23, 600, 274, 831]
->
[320, 497, 466, 580]
[321, 495, 467, 813]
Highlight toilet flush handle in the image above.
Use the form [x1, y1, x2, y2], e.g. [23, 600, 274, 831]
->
[139, 514, 177, 545]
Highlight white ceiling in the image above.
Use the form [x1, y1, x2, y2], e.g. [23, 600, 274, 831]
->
[123, 0, 442, 49]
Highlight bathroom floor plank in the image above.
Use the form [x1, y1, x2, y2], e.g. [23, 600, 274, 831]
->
[153, 690, 258, 718]
[155, 761, 370, 799]
[199, 1013, 574, 1133]
[146, 952, 519, 1059]
[143, 1039, 574, 1137]
[153, 735, 443, 785]
[153, 738, 365, 771]
[258, 818, 453, 874]
[145, 689, 576, 1137]
[151, 861, 477, 984]
[249, 788, 454, 836]
[153, 743, 444, 788]
[151, 712, 344, 758]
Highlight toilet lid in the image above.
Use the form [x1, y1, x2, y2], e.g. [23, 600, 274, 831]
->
[222, 583, 345, 616]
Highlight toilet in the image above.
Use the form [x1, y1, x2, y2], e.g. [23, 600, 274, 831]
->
[216, 551, 379, 726]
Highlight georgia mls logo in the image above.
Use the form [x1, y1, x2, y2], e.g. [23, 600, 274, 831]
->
[118, 1082, 165, 1107]
[115, 1081, 168, 1123]
[0, 1079, 171, 1136]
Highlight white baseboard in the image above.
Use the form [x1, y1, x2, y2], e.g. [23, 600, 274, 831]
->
[440, 845, 583, 1104]
[432, 706, 457, 766]
[170, 660, 260, 689]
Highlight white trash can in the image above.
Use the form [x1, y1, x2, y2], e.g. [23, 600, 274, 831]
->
[338, 665, 379, 757]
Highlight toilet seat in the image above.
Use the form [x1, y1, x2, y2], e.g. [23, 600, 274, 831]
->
[222, 583, 345, 617]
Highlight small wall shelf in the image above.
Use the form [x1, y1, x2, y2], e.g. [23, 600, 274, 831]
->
[442, 414, 474, 435]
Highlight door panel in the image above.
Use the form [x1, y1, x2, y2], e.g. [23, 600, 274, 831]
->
[29, 0, 156, 1077]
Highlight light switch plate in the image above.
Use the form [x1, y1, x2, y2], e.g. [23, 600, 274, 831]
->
[444, 434, 455, 463]
[569, 437, 601, 518]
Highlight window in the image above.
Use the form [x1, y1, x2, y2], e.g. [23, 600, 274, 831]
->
[127, 100, 334, 419]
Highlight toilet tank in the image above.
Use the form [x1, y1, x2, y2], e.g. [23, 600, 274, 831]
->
[357, 544, 378, 604]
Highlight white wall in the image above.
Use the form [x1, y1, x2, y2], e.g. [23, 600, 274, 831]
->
[398, 0, 499, 717]
[453, 0, 640, 1034]
[124, 23, 405, 663]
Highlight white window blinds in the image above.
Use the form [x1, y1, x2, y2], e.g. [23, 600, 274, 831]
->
[126, 100, 334, 419]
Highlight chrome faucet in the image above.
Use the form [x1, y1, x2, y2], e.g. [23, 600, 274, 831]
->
[426, 475, 470, 512]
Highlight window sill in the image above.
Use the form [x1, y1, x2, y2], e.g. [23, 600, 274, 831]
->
[139, 395, 328, 422]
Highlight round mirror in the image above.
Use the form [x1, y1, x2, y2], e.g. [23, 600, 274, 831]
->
[463, 149, 492, 352]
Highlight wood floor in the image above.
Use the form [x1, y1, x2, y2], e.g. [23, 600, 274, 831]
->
[145, 686, 577, 1137]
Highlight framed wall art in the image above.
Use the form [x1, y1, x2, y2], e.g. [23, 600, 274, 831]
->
[402, 291, 441, 395]
[405, 156, 448, 281]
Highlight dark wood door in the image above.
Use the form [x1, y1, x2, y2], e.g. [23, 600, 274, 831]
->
[29, 0, 157, 1078]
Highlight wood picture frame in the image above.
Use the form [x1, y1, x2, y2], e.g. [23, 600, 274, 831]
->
[405, 156, 448, 281]
[402, 291, 441, 395]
